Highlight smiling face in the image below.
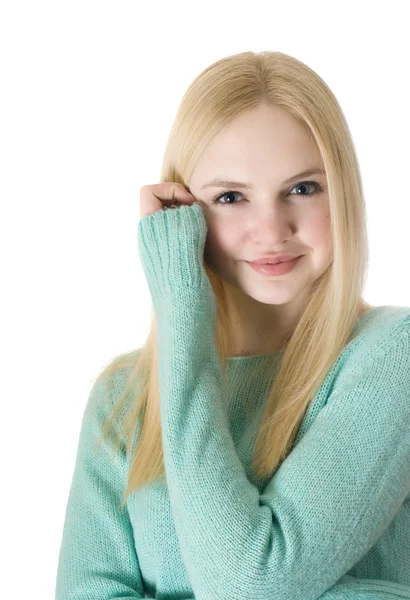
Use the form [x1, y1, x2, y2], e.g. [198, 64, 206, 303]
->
[187, 103, 334, 354]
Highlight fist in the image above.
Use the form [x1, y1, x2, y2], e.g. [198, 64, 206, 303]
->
[139, 182, 196, 218]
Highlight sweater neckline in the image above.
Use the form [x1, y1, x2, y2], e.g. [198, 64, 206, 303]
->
[225, 349, 281, 362]
[225, 305, 380, 364]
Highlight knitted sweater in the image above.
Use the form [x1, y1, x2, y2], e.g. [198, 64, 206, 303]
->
[55, 203, 410, 600]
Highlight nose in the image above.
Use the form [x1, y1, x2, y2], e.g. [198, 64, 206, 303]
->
[249, 208, 294, 246]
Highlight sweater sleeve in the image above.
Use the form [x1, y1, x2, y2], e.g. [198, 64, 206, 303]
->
[55, 374, 145, 600]
[318, 574, 410, 598]
[137, 202, 410, 600]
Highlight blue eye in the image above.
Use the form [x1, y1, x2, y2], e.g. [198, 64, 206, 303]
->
[211, 181, 323, 207]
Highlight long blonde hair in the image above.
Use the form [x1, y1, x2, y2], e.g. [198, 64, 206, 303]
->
[91, 50, 371, 509]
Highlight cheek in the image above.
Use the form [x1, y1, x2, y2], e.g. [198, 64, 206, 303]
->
[306, 210, 332, 251]
[204, 220, 239, 265]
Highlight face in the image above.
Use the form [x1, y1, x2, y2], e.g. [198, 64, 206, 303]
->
[188, 103, 333, 350]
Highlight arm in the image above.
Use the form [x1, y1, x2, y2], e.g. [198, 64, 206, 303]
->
[318, 574, 410, 599]
[55, 374, 145, 599]
[137, 202, 410, 600]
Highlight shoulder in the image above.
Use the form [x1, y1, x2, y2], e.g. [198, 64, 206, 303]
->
[93, 348, 144, 401]
[349, 304, 410, 359]
[330, 305, 410, 391]
[85, 349, 145, 432]
[356, 304, 410, 335]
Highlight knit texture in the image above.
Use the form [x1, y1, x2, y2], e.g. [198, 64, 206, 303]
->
[55, 202, 410, 600]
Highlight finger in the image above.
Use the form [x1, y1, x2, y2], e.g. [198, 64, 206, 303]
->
[140, 183, 195, 217]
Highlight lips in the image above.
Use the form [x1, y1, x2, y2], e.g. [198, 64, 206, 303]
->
[249, 255, 302, 265]
[247, 255, 303, 276]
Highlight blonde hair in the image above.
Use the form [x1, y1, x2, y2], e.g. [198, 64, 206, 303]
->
[91, 50, 371, 509]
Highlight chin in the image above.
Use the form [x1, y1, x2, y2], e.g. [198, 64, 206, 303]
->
[245, 288, 300, 305]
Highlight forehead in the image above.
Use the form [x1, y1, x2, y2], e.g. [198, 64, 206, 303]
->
[189, 105, 321, 186]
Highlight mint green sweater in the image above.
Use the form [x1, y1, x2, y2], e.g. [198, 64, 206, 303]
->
[56, 203, 410, 599]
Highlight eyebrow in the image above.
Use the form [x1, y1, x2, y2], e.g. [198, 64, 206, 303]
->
[200, 168, 326, 190]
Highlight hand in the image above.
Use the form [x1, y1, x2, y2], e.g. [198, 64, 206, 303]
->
[138, 181, 214, 302]
[139, 182, 196, 218]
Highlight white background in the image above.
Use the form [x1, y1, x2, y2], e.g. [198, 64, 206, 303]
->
[1, 1, 409, 597]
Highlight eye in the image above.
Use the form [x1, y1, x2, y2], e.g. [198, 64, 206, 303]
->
[211, 180, 323, 207]
[290, 181, 323, 197]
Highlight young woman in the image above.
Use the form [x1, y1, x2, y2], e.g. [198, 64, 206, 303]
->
[56, 51, 410, 600]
